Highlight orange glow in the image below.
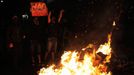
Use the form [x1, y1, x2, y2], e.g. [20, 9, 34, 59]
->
[38, 34, 112, 75]
[96, 34, 111, 55]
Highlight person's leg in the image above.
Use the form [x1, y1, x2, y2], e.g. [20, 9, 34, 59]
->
[31, 40, 39, 68]
[53, 38, 58, 63]
[40, 42, 46, 65]
[37, 43, 41, 65]
[31, 40, 35, 66]
[51, 51, 55, 64]
[45, 38, 52, 64]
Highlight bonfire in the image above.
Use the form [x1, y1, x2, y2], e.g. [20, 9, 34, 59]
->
[38, 33, 113, 75]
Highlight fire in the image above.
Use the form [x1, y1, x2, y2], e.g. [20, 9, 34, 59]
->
[96, 34, 111, 55]
[38, 34, 112, 75]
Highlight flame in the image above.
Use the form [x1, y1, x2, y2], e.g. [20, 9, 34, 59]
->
[38, 34, 112, 75]
[96, 34, 111, 55]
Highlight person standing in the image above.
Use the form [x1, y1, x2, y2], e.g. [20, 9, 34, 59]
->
[31, 16, 47, 70]
[31, 17, 41, 67]
[45, 9, 64, 65]
[7, 15, 22, 73]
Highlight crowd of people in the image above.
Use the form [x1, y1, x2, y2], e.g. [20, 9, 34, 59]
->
[1, 7, 65, 74]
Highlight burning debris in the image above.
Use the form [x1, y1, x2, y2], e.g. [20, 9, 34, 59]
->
[38, 33, 112, 75]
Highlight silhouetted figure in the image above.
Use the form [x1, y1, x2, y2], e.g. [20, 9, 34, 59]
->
[7, 15, 22, 74]
[31, 17, 47, 70]
[45, 9, 64, 65]
[31, 17, 41, 67]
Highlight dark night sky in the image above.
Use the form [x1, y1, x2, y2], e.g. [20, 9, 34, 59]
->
[1, 0, 134, 50]
[0, 0, 134, 74]
[0, 0, 134, 48]
[47, 0, 124, 48]
[46, 0, 134, 54]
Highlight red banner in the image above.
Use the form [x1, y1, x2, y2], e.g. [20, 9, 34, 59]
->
[30, 2, 48, 16]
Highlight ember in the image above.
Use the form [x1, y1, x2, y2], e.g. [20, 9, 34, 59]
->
[38, 33, 112, 75]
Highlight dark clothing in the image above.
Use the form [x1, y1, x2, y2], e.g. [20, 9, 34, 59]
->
[48, 23, 59, 37]
[31, 24, 43, 40]
[46, 21, 64, 64]
[30, 17, 47, 67]
[6, 18, 22, 73]
[45, 37, 57, 64]
[31, 17, 47, 41]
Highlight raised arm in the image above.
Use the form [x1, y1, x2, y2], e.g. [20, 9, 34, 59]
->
[48, 11, 51, 24]
[58, 9, 64, 23]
